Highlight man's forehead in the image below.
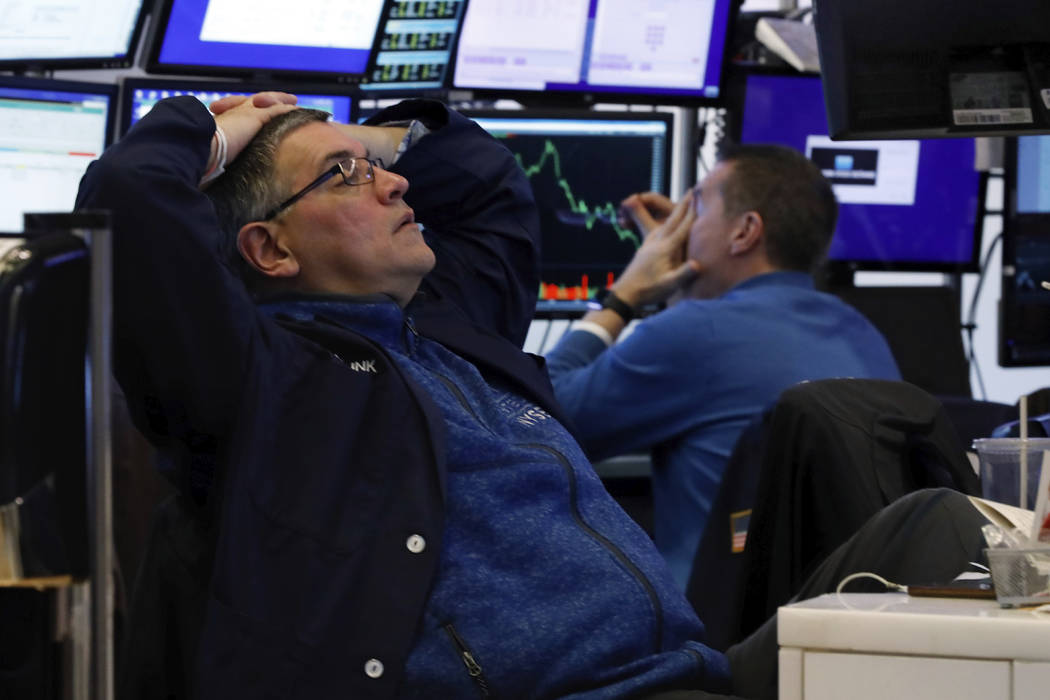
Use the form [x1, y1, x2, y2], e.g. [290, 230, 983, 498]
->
[696, 161, 733, 197]
[279, 122, 365, 175]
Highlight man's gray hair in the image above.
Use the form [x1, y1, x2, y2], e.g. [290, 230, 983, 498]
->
[206, 108, 331, 288]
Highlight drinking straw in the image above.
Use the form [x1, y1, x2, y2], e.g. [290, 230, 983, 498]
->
[1020, 393, 1028, 509]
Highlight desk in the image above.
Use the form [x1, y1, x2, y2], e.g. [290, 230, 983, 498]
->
[778, 593, 1050, 700]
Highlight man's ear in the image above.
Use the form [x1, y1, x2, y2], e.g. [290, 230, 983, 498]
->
[237, 223, 300, 278]
[728, 211, 764, 256]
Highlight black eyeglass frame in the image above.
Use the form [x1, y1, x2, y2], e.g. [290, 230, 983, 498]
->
[262, 157, 379, 221]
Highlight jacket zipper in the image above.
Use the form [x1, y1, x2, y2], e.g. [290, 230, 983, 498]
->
[443, 622, 494, 698]
[525, 442, 664, 652]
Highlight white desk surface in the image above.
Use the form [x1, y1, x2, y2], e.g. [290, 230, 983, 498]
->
[778, 593, 1050, 661]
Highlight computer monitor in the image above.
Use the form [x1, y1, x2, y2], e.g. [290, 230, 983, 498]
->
[0, 0, 149, 70]
[731, 70, 984, 275]
[813, 0, 1050, 139]
[1000, 135, 1050, 366]
[462, 109, 674, 314]
[361, 0, 468, 93]
[0, 76, 116, 234]
[452, 0, 738, 106]
[145, 0, 385, 82]
[118, 78, 357, 135]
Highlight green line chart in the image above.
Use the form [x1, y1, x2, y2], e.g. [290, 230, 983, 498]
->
[511, 139, 642, 249]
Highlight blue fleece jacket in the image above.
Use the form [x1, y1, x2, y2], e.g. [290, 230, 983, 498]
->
[262, 297, 731, 699]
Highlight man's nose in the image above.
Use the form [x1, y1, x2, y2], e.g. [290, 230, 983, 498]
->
[374, 165, 409, 203]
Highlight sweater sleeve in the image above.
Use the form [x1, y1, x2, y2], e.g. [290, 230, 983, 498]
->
[75, 96, 270, 447]
[371, 100, 541, 348]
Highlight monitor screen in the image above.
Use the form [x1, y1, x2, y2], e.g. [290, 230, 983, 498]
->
[734, 71, 984, 273]
[119, 78, 356, 135]
[362, 0, 467, 93]
[463, 109, 674, 314]
[0, 0, 148, 69]
[146, 0, 385, 81]
[452, 0, 736, 105]
[1001, 135, 1050, 366]
[0, 76, 116, 234]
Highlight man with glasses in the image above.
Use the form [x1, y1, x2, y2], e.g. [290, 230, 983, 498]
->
[77, 92, 745, 699]
[76, 94, 985, 700]
[545, 145, 902, 590]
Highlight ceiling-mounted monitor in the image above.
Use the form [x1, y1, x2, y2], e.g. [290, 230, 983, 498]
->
[0, 0, 149, 70]
[145, 0, 384, 82]
[730, 69, 985, 275]
[452, 0, 739, 106]
[813, 0, 1050, 139]
[118, 77, 357, 136]
[462, 108, 674, 314]
[0, 75, 116, 234]
[361, 0, 468, 94]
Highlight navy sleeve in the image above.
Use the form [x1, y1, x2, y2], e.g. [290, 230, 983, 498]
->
[75, 96, 267, 446]
[371, 100, 541, 348]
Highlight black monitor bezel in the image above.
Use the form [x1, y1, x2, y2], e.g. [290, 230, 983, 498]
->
[999, 135, 1050, 367]
[813, 0, 1050, 140]
[460, 107, 675, 315]
[143, 0, 373, 84]
[0, 0, 150, 71]
[450, 0, 743, 109]
[116, 76, 360, 136]
[723, 63, 987, 276]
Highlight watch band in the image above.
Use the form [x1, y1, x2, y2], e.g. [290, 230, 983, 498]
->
[596, 288, 636, 322]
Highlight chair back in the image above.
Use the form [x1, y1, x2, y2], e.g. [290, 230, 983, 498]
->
[0, 233, 89, 578]
[686, 378, 981, 650]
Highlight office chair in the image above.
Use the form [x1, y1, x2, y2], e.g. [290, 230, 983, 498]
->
[686, 378, 981, 651]
[0, 231, 90, 699]
[0, 232, 90, 579]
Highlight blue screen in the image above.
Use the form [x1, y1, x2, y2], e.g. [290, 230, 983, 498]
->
[122, 80, 353, 133]
[154, 0, 379, 77]
[740, 73, 982, 269]
[1017, 136, 1050, 214]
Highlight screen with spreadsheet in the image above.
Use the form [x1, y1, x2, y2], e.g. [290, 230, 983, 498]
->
[453, 0, 736, 105]
[362, 0, 468, 92]
[0, 77, 115, 233]
[0, 0, 148, 69]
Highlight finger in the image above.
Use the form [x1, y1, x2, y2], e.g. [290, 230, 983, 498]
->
[620, 195, 659, 235]
[669, 259, 701, 288]
[637, 191, 674, 219]
[251, 91, 298, 108]
[209, 95, 249, 115]
[654, 191, 694, 239]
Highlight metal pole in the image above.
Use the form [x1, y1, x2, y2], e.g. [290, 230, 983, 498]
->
[84, 222, 113, 700]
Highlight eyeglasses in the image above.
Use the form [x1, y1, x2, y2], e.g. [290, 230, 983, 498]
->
[263, 157, 379, 220]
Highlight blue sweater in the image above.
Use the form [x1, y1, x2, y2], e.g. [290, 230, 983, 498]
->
[263, 297, 730, 698]
[546, 272, 901, 588]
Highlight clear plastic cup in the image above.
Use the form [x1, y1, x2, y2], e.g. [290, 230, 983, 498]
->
[972, 437, 1050, 510]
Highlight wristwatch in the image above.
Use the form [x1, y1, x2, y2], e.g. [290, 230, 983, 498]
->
[593, 288, 636, 322]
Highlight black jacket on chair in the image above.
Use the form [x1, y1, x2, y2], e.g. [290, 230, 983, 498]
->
[687, 378, 981, 650]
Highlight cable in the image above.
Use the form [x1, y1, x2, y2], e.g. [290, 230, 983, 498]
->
[835, 571, 908, 596]
[964, 230, 1003, 401]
